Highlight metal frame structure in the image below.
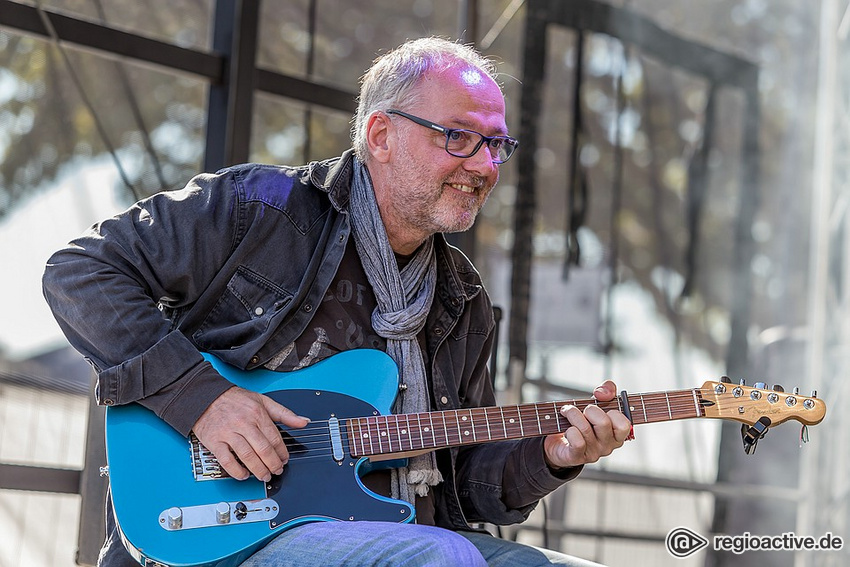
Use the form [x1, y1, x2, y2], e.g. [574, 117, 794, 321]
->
[510, 0, 764, 562]
[0, 0, 357, 173]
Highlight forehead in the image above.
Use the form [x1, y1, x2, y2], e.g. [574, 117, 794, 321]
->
[413, 65, 507, 133]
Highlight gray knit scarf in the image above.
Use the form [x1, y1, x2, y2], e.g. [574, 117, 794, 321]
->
[349, 158, 443, 504]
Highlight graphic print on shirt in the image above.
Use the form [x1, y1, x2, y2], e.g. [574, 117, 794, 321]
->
[266, 241, 386, 372]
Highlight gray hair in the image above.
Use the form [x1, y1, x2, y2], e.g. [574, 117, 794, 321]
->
[352, 37, 500, 161]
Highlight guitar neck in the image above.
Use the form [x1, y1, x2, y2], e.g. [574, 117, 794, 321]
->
[347, 388, 706, 458]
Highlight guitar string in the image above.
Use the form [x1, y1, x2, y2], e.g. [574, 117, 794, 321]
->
[201, 387, 807, 466]
[276, 389, 776, 451]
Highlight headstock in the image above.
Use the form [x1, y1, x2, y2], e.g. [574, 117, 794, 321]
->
[700, 379, 826, 427]
[700, 378, 826, 454]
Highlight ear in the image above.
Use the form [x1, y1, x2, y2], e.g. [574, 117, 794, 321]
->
[365, 112, 392, 163]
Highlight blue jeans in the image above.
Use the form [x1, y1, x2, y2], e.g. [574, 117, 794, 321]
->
[239, 521, 606, 566]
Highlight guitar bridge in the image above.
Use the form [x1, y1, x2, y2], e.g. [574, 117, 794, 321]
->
[190, 432, 231, 481]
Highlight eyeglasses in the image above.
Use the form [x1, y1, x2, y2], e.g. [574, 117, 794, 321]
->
[386, 109, 519, 164]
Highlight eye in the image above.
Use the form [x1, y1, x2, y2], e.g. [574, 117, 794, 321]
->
[447, 130, 467, 142]
[488, 138, 505, 150]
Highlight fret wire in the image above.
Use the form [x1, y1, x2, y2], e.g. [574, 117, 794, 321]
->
[428, 412, 437, 449]
[388, 414, 400, 453]
[441, 411, 449, 446]
[499, 408, 508, 439]
[534, 404, 542, 435]
[376, 415, 386, 454]
[403, 414, 413, 451]
[348, 418, 359, 456]
[484, 407, 493, 440]
[366, 417, 375, 455]
[454, 410, 463, 444]
[357, 418, 366, 455]
[552, 402, 562, 434]
[664, 392, 672, 419]
[416, 412, 425, 450]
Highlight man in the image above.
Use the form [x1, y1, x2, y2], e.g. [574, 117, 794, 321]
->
[43, 37, 632, 566]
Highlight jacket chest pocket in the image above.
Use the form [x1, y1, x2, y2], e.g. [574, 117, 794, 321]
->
[193, 266, 292, 350]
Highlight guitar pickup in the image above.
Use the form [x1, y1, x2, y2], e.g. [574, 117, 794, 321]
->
[158, 499, 279, 531]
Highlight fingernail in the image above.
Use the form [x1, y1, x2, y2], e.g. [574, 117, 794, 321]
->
[261, 474, 271, 483]
[299, 416, 311, 423]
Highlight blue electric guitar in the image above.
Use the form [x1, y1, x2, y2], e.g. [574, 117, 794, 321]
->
[105, 349, 826, 567]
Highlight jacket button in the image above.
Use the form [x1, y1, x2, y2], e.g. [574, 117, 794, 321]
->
[250, 356, 260, 365]
[440, 396, 449, 405]
[434, 328, 443, 336]
[254, 307, 264, 316]
[304, 304, 313, 312]
[103, 399, 115, 406]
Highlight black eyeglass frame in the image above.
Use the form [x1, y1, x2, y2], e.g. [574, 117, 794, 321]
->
[385, 109, 519, 164]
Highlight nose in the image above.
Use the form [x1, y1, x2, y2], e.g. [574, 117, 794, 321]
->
[462, 143, 499, 178]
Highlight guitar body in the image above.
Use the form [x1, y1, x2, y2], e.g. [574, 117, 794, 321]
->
[105, 349, 413, 567]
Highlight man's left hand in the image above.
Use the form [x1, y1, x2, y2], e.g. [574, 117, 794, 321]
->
[543, 380, 633, 470]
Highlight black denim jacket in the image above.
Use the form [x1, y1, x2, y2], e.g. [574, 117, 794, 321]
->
[43, 150, 578, 540]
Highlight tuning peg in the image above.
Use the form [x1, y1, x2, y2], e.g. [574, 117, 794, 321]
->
[793, 387, 800, 395]
[739, 378, 746, 386]
[754, 382, 766, 389]
[773, 385, 785, 392]
[811, 390, 818, 398]
[720, 376, 732, 383]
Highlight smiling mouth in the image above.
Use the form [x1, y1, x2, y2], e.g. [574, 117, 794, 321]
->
[446, 182, 478, 194]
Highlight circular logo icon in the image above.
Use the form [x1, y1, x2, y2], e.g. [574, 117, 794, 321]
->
[666, 527, 709, 558]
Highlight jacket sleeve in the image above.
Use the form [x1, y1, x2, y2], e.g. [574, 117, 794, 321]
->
[452, 319, 582, 525]
[41, 172, 239, 435]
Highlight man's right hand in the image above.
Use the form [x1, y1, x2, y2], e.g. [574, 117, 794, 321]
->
[191, 387, 310, 482]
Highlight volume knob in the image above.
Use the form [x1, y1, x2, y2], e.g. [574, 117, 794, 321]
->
[216, 502, 231, 524]
[166, 507, 183, 530]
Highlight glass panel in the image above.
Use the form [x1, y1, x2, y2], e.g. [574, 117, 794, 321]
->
[15, 0, 214, 49]
[257, 0, 458, 89]
[250, 94, 353, 165]
[0, 31, 206, 356]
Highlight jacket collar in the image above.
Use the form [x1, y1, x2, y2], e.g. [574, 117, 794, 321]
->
[309, 149, 355, 212]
